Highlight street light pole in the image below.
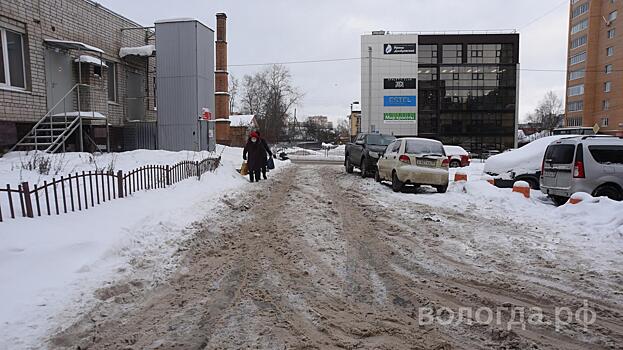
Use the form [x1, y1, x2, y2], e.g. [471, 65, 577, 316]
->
[368, 46, 372, 133]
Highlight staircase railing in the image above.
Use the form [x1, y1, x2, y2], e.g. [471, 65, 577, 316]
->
[10, 83, 90, 152]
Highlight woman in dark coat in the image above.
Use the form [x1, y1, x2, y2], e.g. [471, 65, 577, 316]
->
[243, 131, 267, 182]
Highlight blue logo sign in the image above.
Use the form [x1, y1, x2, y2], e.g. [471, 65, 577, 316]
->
[384, 96, 417, 107]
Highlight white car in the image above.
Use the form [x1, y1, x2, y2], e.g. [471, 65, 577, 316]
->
[376, 137, 450, 193]
[443, 145, 471, 168]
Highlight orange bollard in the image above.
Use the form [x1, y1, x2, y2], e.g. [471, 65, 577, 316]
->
[487, 178, 495, 185]
[568, 197, 582, 204]
[454, 172, 468, 182]
[512, 181, 530, 198]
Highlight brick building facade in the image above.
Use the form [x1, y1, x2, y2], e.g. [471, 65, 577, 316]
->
[0, 0, 156, 151]
[565, 0, 623, 136]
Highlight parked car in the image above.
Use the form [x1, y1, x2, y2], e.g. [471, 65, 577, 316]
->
[484, 135, 578, 189]
[345, 133, 396, 177]
[540, 135, 623, 205]
[376, 137, 449, 193]
[443, 145, 470, 167]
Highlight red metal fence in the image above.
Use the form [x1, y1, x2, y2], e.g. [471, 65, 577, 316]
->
[0, 157, 220, 222]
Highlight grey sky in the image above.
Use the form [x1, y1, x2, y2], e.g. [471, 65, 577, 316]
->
[99, 0, 569, 124]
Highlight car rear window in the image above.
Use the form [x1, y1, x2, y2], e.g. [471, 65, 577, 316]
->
[367, 134, 396, 146]
[544, 144, 575, 164]
[588, 145, 623, 164]
[405, 140, 444, 155]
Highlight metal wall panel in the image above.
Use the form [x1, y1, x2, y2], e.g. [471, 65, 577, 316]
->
[123, 121, 158, 150]
[155, 20, 214, 151]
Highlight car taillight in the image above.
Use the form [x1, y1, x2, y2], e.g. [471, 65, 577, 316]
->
[399, 155, 411, 164]
[573, 143, 585, 178]
[573, 161, 585, 178]
[442, 158, 449, 167]
[540, 157, 545, 176]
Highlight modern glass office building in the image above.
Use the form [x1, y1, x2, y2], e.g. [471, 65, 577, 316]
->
[361, 32, 519, 152]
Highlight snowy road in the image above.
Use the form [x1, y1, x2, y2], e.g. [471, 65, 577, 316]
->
[50, 164, 623, 349]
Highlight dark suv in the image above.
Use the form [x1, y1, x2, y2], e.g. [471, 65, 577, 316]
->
[540, 136, 623, 205]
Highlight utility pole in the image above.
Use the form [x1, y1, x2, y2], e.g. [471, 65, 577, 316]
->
[368, 46, 372, 133]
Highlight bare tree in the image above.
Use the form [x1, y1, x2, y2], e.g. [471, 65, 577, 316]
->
[229, 74, 239, 114]
[528, 91, 564, 130]
[240, 65, 303, 142]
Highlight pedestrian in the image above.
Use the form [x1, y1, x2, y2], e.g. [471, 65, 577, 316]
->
[243, 131, 268, 183]
[255, 131, 273, 180]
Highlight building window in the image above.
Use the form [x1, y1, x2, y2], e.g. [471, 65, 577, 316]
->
[0, 27, 27, 89]
[609, 10, 618, 22]
[604, 81, 612, 92]
[603, 99, 610, 110]
[570, 35, 587, 49]
[569, 69, 585, 80]
[472, 72, 484, 80]
[570, 51, 586, 65]
[568, 100, 584, 112]
[570, 19, 589, 34]
[442, 44, 462, 64]
[601, 117, 609, 127]
[567, 116, 583, 127]
[568, 84, 584, 96]
[106, 61, 116, 102]
[605, 64, 613, 74]
[608, 28, 616, 38]
[572, 3, 589, 18]
[607, 47, 614, 56]
[571, 0, 580, 4]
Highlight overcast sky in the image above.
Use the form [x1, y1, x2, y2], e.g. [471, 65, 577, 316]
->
[99, 0, 569, 124]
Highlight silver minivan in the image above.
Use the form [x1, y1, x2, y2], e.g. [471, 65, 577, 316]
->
[540, 136, 623, 205]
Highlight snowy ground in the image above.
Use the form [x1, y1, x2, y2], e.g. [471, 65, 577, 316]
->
[0, 146, 289, 349]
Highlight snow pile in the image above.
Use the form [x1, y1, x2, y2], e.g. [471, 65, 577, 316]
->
[0, 146, 289, 348]
[119, 44, 155, 58]
[558, 194, 623, 237]
[484, 135, 578, 178]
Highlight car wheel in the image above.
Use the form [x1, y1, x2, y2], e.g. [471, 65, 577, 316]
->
[360, 159, 368, 178]
[549, 195, 568, 206]
[435, 185, 448, 193]
[449, 160, 461, 168]
[593, 184, 623, 201]
[392, 171, 403, 192]
[345, 157, 354, 174]
[374, 169, 382, 183]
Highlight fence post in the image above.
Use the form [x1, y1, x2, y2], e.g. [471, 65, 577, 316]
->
[117, 170, 124, 198]
[196, 161, 201, 181]
[165, 165, 171, 186]
[21, 182, 34, 218]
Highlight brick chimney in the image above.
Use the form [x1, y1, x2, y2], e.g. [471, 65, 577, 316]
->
[215, 12, 231, 145]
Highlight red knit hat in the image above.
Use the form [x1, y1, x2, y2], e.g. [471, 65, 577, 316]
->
[249, 131, 259, 138]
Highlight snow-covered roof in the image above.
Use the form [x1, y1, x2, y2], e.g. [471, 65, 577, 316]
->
[44, 39, 104, 53]
[351, 103, 361, 112]
[443, 145, 468, 156]
[215, 91, 230, 95]
[228, 114, 256, 127]
[74, 55, 108, 67]
[119, 45, 155, 58]
[154, 17, 196, 24]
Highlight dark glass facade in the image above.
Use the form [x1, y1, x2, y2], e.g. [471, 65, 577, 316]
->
[417, 34, 519, 152]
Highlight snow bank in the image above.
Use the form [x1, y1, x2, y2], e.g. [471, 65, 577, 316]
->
[0, 146, 289, 348]
[484, 135, 578, 178]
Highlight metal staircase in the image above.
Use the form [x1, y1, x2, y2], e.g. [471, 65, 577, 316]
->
[11, 84, 87, 153]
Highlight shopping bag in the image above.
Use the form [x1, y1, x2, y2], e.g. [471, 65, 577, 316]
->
[267, 157, 275, 170]
[240, 161, 249, 176]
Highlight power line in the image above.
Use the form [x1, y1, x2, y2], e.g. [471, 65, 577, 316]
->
[518, 0, 569, 30]
[230, 55, 579, 73]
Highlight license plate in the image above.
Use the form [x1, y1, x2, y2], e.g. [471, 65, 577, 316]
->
[416, 159, 437, 167]
[543, 169, 557, 177]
